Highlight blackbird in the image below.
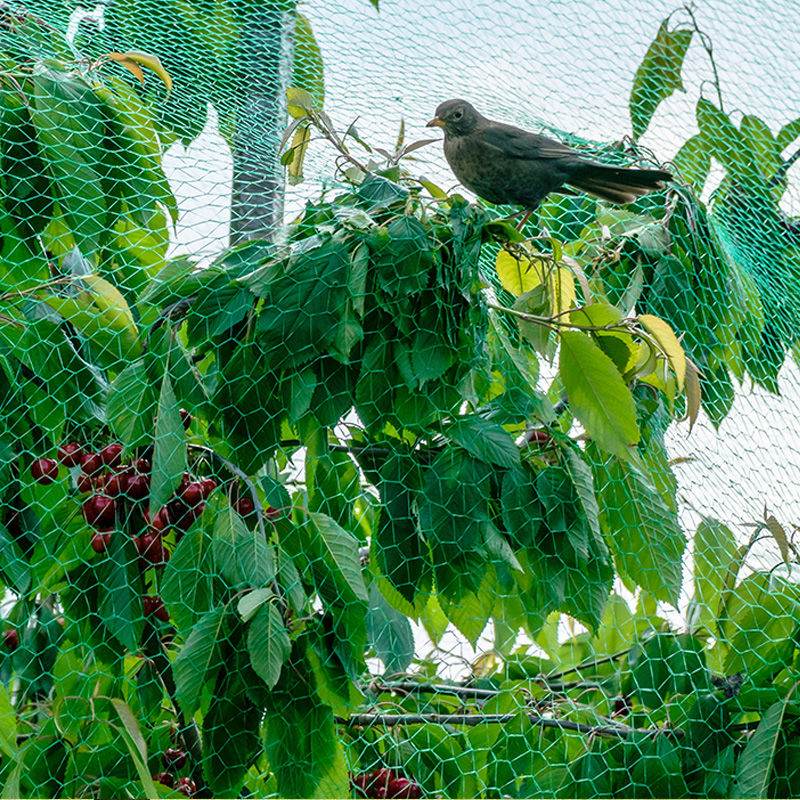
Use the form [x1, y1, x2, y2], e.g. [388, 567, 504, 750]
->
[427, 99, 671, 211]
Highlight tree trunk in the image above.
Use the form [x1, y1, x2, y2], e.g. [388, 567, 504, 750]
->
[229, 4, 293, 244]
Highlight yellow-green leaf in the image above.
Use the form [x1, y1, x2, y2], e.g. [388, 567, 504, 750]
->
[764, 514, 791, 565]
[45, 277, 141, 367]
[549, 266, 576, 316]
[496, 249, 543, 296]
[286, 124, 311, 185]
[286, 86, 315, 119]
[82, 275, 137, 338]
[569, 302, 623, 329]
[630, 20, 693, 139]
[638, 313, 686, 390]
[559, 330, 640, 458]
[108, 51, 172, 92]
[684, 356, 702, 433]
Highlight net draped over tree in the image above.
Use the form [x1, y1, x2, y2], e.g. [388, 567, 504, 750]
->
[0, 1, 799, 798]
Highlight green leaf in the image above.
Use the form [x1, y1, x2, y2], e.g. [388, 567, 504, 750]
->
[45, 277, 142, 368]
[254, 240, 351, 369]
[161, 525, 213, 635]
[777, 116, 800, 151]
[237, 587, 273, 623]
[373, 216, 432, 294]
[0, 685, 17, 760]
[630, 736, 689, 797]
[564, 448, 602, 544]
[95, 76, 177, 222]
[672, 134, 710, 193]
[202, 671, 262, 796]
[696, 99, 760, 183]
[445, 415, 520, 468]
[292, 14, 324, 109]
[374, 450, 430, 604]
[213, 502, 276, 588]
[724, 574, 800, 682]
[150, 369, 187, 514]
[691, 518, 738, 635]
[107, 359, 156, 449]
[0, 521, 30, 595]
[559, 330, 639, 458]
[587, 443, 685, 604]
[500, 466, 544, 548]
[419, 448, 492, 561]
[174, 605, 226, 717]
[306, 512, 368, 604]
[248, 601, 291, 689]
[110, 699, 159, 800]
[31, 69, 106, 256]
[630, 20, 693, 139]
[98, 534, 142, 652]
[366, 582, 414, 674]
[733, 690, 797, 798]
[264, 690, 350, 798]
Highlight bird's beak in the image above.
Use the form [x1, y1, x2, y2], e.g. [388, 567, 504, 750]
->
[426, 117, 445, 128]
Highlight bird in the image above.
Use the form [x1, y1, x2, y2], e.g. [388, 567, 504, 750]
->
[427, 99, 671, 216]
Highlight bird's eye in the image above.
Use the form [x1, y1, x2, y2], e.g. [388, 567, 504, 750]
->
[453, 110, 463, 120]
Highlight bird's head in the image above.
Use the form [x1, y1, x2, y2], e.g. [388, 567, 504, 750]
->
[427, 99, 480, 137]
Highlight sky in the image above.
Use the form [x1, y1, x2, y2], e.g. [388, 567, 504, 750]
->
[155, 0, 800, 672]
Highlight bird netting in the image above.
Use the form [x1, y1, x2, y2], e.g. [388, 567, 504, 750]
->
[1, 0, 800, 797]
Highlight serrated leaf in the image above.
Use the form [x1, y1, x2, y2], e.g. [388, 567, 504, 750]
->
[286, 86, 315, 118]
[559, 330, 640, 458]
[496, 250, 543, 296]
[733, 688, 798, 798]
[564, 448, 601, 543]
[692, 518, 737, 636]
[107, 359, 156, 448]
[777, 116, 800, 151]
[445, 415, 520, 468]
[764, 514, 790, 565]
[150, 369, 187, 514]
[638, 313, 686, 389]
[238, 588, 273, 622]
[111, 699, 160, 799]
[174, 605, 226, 716]
[366, 582, 414, 674]
[98, 534, 142, 651]
[630, 21, 693, 139]
[0, 686, 17, 759]
[162, 525, 213, 634]
[307, 512, 368, 603]
[684, 356, 702, 433]
[248, 602, 291, 689]
[0, 522, 30, 595]
[673, 134, 710, 193]
[31, 69, 106, 257]
[587, 443, 685, 604]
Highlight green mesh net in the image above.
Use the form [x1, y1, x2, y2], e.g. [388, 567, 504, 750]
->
[1, 0, 800, 798]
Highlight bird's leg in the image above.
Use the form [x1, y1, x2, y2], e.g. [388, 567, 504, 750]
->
[515, 210, 533, 231]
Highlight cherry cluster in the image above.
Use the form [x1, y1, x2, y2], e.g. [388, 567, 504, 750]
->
[27, 420, 227, 625]
[351, 768, 422, 799]
[152, 747, 196, 796]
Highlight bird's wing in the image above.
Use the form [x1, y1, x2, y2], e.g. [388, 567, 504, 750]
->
[480, 122, 578, 161]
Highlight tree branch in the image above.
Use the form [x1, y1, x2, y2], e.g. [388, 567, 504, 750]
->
[339, 711, 679, 740]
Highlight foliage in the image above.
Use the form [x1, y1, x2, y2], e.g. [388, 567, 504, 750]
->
[0, 6, 799, 800]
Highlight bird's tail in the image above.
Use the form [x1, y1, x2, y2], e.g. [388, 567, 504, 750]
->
[567, 163, 672, 205]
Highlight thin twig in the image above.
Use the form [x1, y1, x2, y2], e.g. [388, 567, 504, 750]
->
[683, 4, 724, 111]
[543, 648, 632, 682]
